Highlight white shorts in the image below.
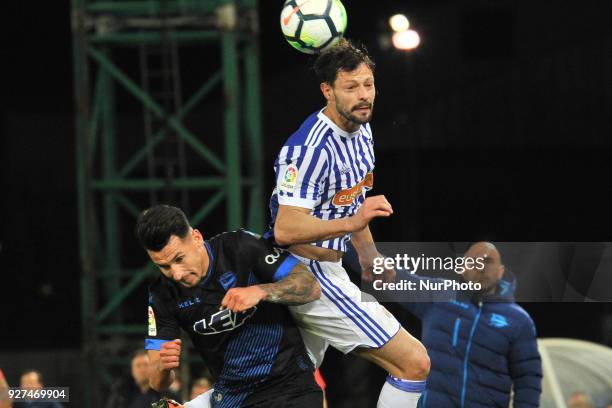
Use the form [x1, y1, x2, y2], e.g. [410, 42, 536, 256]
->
[289, 255, 401, 368]
[184, 390, 213, 408]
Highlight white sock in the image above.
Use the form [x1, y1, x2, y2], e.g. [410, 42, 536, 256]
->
[377, 375, 426, 408]
[184, 389, 214, 408]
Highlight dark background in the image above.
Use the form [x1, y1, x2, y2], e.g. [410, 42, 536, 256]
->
[2, 0, 612, 405]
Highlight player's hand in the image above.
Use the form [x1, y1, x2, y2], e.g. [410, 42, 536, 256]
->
[159, 339, 181, 371]
[221, 286, 266, 312]
[360, 254, 396, 284]
[350, 195, 393, 232]
[151, 398, 183, 408]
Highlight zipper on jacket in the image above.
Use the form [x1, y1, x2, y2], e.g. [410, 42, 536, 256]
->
[452, 318, 460, 347]
[460, 301, 483, 408]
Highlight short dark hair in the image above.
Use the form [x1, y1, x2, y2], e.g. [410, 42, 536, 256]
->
[135, 205, 191, 251]
[313, 38, 375, 85]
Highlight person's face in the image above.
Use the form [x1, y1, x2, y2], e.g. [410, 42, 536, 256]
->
[322, 63, 375, 126]
[462, 245, 504, 293]
[568, 393, 593, 408]
[20, 372, 42, 389]
[147, 229, 207, 288]
[131, 354, 150, 386]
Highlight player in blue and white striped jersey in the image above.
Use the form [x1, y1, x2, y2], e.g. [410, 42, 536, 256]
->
[269, 115, 375, 253]
[267, 39, 431, 408]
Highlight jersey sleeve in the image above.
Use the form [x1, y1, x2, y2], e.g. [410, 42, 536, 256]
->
[145, 288, 181, 351]
[275, 145, 329, 209]
[239, 231, 301, 283]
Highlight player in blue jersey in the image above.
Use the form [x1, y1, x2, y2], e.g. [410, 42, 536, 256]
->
[268, 39, 430, 408]
[136, 205, 323, 408]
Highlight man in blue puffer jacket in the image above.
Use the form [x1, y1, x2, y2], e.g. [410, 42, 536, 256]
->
[402, 242, 542, 408]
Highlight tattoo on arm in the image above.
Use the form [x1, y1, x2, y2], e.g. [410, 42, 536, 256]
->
[259, 263, 320, 305]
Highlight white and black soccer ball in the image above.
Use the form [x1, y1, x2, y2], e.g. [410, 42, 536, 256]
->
[280, 0, 348, 54]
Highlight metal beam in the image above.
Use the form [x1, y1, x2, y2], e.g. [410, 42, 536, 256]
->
[244, 35, 265, 232]
[88, 47, 226, 172]
[91, 177, 229, 190]
[72, 2, 265, 406]
[91, 31, 220, 45]
[221, 30, 242, 230]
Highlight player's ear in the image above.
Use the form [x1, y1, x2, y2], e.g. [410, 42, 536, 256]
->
[320, 82, 332, 101]
[497, 264, 505, 280]
[192, 228, 204, 244]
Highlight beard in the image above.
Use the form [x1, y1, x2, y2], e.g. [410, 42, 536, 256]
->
[336, 101, 374, 125]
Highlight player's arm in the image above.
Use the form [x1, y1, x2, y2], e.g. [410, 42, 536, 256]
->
[148, 339, 181, 391]
[351, 224, 395, 282]
[145, 290, 182, 391]
[221, 233, 321, 312]
[351, 224, 378, 265]
[274, 195, 393, 246]
[221, 262, 320, 312]
[259, 261, 320, 305]
[273, 145, 392, 246]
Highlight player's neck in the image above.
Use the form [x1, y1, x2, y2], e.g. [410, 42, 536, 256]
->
[200, 247, 210, 279]
[323, 105, 360, 133]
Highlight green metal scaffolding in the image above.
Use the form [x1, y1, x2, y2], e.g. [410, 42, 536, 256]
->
[71, 1, 265, 406]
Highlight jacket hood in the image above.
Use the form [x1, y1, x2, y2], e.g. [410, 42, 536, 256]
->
[459, 268, 517, 304]
[484, 268, 517, 302]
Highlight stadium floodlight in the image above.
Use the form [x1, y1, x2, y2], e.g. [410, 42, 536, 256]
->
[392, 29, 420, 50]
[389, 14, 410, 32]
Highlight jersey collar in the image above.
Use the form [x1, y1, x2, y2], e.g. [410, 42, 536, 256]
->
[318, 108, 362, 139]
[198, 241, 215, 287]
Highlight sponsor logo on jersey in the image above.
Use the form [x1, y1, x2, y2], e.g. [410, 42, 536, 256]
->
[148, 306, 157, 336]
[279, 164, 298, 194]
[332, 172, 374, 206]
[177, 296, 202, 309]
[265, 247, 284, 265]
[219, 271, 237, 291]
[193, 306, 257, 336]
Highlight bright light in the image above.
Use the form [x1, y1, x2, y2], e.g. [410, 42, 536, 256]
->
[389, 14, 410, 32]
[392, 30, 420, 50]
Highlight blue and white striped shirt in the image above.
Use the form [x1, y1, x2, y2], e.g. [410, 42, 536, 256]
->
[269, 109, 375, 252]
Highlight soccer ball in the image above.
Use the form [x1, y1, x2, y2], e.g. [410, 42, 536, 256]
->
[280, 0, 348, 54]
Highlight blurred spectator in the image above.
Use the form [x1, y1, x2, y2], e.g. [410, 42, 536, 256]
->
[567, 391, 594, 408]
[399, 242, 542, 407]
[188, 377, 212, 401]
[106, 350, 180, 408]
[0, 369, 12, 408]
[14, 370, 63, 408]
[168, 377, 181, 397]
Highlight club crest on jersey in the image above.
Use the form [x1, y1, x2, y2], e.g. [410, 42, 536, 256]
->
[332, 172, 374, 206]
[193, 306, 257, 336]
[148, 306, 157, 336]
[340, 163, 351, 175]
[213, 391, 223, 402]
[279, 164, 298, 193]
